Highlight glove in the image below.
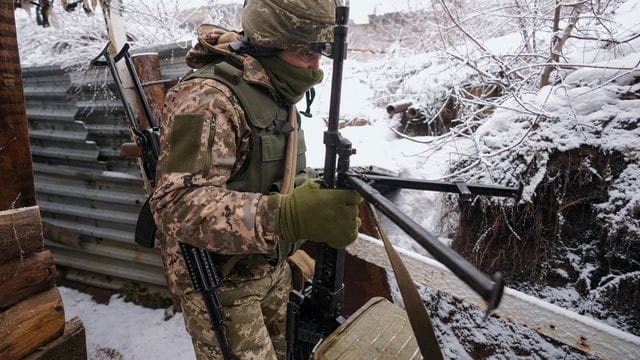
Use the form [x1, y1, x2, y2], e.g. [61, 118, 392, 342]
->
[278, 179, 362, 249]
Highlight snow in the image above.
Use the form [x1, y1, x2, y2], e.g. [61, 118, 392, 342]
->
[14, 0, 640, 358]
[59, 286, 195, 359]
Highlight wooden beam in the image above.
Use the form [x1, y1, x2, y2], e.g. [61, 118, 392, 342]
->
[24, 317, 87, 360]
[348, 235, 640, 360]
[0, 206, 44, 264]
[0, 288, 65, 359]
[0, 2, 37, 210]
[131, 52, 166, 128]
[0, 250, 57, 310]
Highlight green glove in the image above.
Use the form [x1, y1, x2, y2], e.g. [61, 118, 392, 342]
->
[279, 179, 362, 249]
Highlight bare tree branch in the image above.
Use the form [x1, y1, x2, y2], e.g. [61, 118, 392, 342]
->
[438, 0, 526, 82]
[539, 2, 583, 87]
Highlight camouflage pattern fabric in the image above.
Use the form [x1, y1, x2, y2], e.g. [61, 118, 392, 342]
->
[181, 292, 223, 359]
[150, 26, 297, 358]
[181, 262, 292, 360]
[241, 0, 341, 53]
[185, 24, 274, 92]
[151, 27, 283, 286]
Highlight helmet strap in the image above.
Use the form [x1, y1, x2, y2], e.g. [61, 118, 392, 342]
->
[229, 34, 279, 58]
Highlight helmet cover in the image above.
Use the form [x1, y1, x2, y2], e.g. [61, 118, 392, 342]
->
[241, 0, 343, 53]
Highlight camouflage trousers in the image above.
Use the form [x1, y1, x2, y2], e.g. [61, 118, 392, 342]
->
[181, 261, 292, 360]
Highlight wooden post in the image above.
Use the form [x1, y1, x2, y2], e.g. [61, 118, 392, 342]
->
[131, 52, 166, 127]
[119, 53, 166, 159]
[2, 7, 88, 359]
[0, 1, 36, 210]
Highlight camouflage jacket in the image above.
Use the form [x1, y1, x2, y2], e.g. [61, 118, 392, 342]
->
[150, 25, 290, 291]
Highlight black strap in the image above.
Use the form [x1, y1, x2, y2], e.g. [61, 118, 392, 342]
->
[229, 35, 279, 58]
[300, 88, 316, 118]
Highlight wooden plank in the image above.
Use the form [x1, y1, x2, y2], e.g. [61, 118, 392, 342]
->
[357, 202, 379, 239]
[0, 206, 44, 264]
[0, 288, 65, 359]
[348, 234, 640, 360]
[24, 317, 87, 360]
[0, 250, 57, 310]
[0, 3, 36, 210]
[131, 53, 166, 128]
[42, 221, 81, 247]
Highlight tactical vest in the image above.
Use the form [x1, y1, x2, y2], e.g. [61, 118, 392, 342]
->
[184, 60, 307, 193]
[183, 60, 308, 270]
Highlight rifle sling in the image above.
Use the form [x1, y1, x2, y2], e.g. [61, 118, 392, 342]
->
[367, 203, 444, 360]
[280, 105, 298, 195]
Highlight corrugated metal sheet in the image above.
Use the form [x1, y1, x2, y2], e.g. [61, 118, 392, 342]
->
[22, 56, 178, 291]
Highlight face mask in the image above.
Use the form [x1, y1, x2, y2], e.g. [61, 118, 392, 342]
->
[258, 56, 324, 106]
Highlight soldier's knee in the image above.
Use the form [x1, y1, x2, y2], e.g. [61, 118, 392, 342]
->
[182, 292, 219, 346]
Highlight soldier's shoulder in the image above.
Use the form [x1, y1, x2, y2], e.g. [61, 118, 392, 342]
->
[164, 77, 242, 115]
[169, 76, 236, 99]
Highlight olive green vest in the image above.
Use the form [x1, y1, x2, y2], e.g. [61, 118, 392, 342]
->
[184, 61, 307, 194]
[183, 61, 307, 268]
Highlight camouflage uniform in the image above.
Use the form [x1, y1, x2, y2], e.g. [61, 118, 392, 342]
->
[151, 0, 341, 358]
[150, 25, 305, 360]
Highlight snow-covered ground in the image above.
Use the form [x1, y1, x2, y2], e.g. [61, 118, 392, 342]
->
[15, 0, 640, 358]
[60, 286, 195, 359]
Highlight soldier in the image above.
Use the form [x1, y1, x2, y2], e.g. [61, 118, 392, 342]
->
[149, 0, 360, 359]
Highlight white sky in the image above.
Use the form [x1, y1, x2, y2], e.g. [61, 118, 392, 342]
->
[207, 0, 431, 24]
[333, 0, 432, 23]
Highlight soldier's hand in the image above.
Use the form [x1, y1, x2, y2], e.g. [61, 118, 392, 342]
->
[278, 179, 362, 248]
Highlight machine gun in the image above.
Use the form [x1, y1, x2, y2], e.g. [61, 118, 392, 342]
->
[91, 43, 234, 360]
[285, 6, 521, 360]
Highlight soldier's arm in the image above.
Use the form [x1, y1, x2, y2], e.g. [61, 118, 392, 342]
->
[150, 78, 280, 255]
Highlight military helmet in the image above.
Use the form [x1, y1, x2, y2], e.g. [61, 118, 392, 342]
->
[241, 0, 341, 53]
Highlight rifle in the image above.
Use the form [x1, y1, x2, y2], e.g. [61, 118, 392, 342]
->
[285, 6, 521, 359]
[91, 43, 234, 360]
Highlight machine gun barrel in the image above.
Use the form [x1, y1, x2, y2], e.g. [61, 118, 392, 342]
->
[322, 6, 350, 188]
[318, 5, 512, 311]
[285, 7, 351, 360]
